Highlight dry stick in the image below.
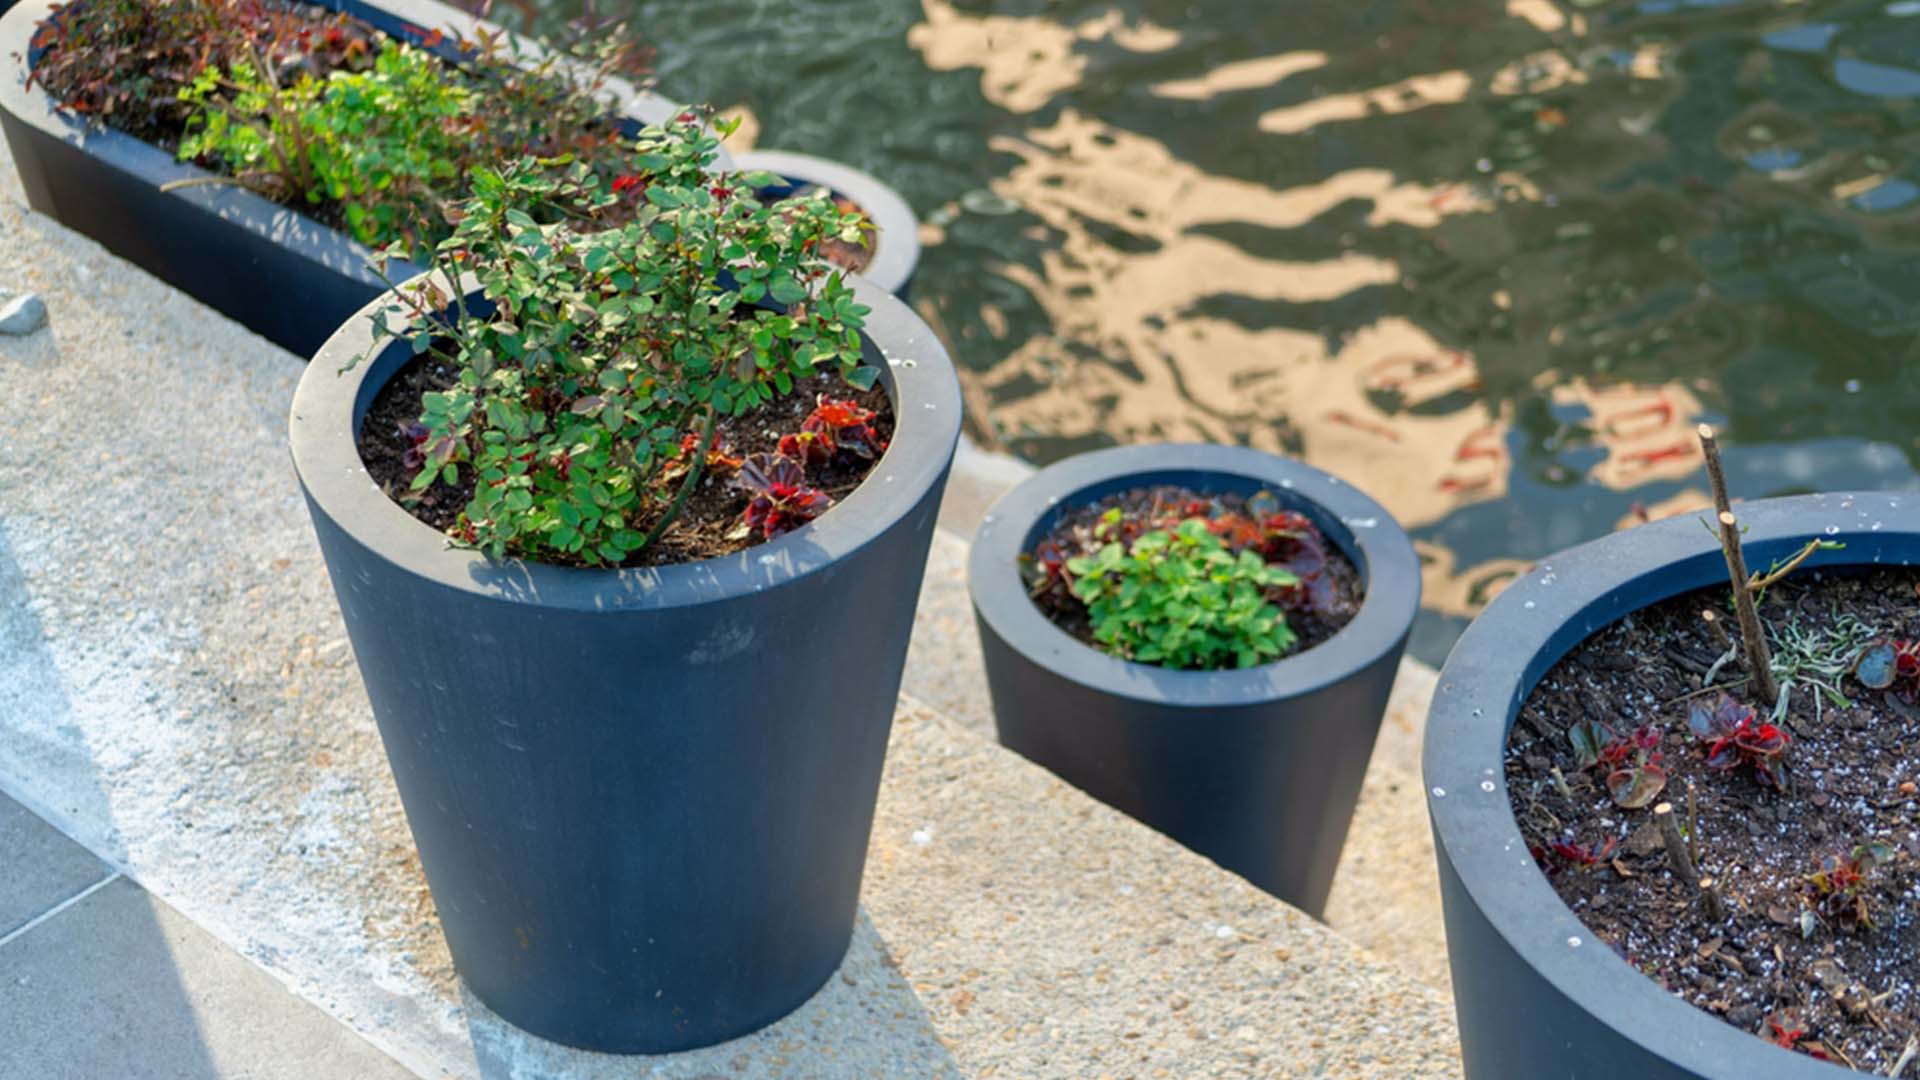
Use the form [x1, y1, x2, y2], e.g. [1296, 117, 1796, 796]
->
[1749, 538, 1826, 595]
[1655, 802, 1727, 920]
[1660, 677, 1752, 709]
[1889, 1036, 1918, 1079]
[1698, 424, 1779, 706]
[1655, 802, 1699, 882]
[1697, 875, 1729, 922]
[1686, 782, 1702, 869]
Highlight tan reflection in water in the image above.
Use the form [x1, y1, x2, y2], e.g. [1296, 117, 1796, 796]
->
[1258, 69, 1474, 136]
[908, 1, 1712, 622]
[909, 0, 1177, 114]
[1151, 51, 1329, 101]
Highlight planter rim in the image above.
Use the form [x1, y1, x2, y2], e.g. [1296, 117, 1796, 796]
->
[732, 149, 919, 296]
[1424, 491, 1911, 1079]
[290, 270, 961, 613]
[0, 0, 696, 293]
[968, 443, 1420, 708]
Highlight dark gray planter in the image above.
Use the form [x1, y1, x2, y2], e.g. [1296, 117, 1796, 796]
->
[1424, 492, 1909, 1079]
[733, 149, 919, 298]
[0, 0, 693, 357]
[967, 444, 1420, 917]
[289, 272, 961, 1053]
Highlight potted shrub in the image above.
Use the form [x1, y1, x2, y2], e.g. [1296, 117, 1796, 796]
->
[289, 115, 961, 1052]
[1427, 430, 1916, 1077]
[966, 443, 1420, 917]
[0, 0, 699, 355]
[733, 149, 920, 297]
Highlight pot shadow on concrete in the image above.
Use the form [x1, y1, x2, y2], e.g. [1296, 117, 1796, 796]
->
[459, 911, 964, 1078]
[0, 521, 224, 1078]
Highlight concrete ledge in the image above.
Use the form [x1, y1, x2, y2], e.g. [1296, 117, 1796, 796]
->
[0, 151, 1460, 1076]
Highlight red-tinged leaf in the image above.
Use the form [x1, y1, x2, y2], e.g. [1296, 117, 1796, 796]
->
[1607, 763, 1668, 809]
[1706, 740, 1741, 771]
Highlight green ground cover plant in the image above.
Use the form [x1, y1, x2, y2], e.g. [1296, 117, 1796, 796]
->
[359, 112, 876, 565]
[30, 0, 649, 254]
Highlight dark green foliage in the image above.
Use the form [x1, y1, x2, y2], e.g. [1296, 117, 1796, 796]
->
[31, 0, 648, 253]
[1066, 516, 1299, 671]
[359, 112, 872, 565]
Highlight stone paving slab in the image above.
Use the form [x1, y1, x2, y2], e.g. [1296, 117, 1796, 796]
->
[0, 790, 107, 938]
[0, 142, 1461, 1077]
[0, 875, 417, 1080]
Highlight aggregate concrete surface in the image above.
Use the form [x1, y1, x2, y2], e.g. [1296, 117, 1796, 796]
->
[0, 152, 1461, 1077]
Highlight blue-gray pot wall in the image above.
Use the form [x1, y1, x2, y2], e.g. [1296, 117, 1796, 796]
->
[0, 0, 689, 357]
[1424, 493, 1905, 1080]
[291, 275, 961, 1053]
[968, 445, 1421, 918]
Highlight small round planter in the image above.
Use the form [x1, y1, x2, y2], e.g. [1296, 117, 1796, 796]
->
[0, 0, 700, 357]
[289, 272, 961, 1053]
[732, 149, 920, 298]
[1424, 492, 1908, 1079]
[967, 444, 1420, 917]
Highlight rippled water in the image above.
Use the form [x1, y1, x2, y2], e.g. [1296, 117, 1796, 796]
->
[489, 0, 1920, 661]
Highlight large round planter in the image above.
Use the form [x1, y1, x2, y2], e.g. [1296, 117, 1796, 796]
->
[967, 444, 1420, 917]
[733, 149, 920, 298]
[289, 273, 961, 1053]
[1424, 492, 1907, 1079]
[0, 0, 698, 358]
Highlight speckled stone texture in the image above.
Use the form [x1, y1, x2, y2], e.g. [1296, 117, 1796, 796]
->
[0, 150, 1460, 1077]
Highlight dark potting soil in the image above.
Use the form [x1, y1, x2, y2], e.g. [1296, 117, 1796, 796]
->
[30, 0, 637, 242]
[1507, 567, 1920, 1071]
[357, 352, 893, 569]
[1023, 485, 1365, 664]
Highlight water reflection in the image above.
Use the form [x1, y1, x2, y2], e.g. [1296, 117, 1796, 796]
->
[478, 0, 1920, 660]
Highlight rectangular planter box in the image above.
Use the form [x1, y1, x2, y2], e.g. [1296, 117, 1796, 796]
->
[0, 0, 683, 357]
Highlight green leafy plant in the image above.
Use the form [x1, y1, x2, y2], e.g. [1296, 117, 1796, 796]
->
[178, 42, 471, 247]
[1065, 517, 1300, 671]
[35, 0, 651, 255]
[359, 111, 872, 565]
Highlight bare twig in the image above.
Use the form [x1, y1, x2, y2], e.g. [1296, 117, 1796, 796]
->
[1661, 676, 1751, 709]
[157, 174, 279, 195]
[1699, 424, 1779, 706]
[1749, 538, 1826, 595]
[1655, 802, 1698, 882]
[1697, 875, 1729, 922]
[1887, 1036, 1917, 1078]
[1686, 783, 1701, 868]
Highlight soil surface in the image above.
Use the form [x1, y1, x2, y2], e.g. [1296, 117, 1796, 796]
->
[358, 353, 892, 569]
[1508, 567, 1920, 1072]
[30, 0, 636, 241]
[1023, 485, 1365, 665]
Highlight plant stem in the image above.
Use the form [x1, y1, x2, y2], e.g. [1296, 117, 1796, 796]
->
[1889, 1036, 1917, 1078]
[157, 174, 278, 195]
[1748, 538, 1825, 594]
[634, 406, 716, 552]
[1697, 875, 1729, 922]
[1655, 802, 1699, 883]
[1686, 783, 1701, 869]
[1698, 424, 1779, 706]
